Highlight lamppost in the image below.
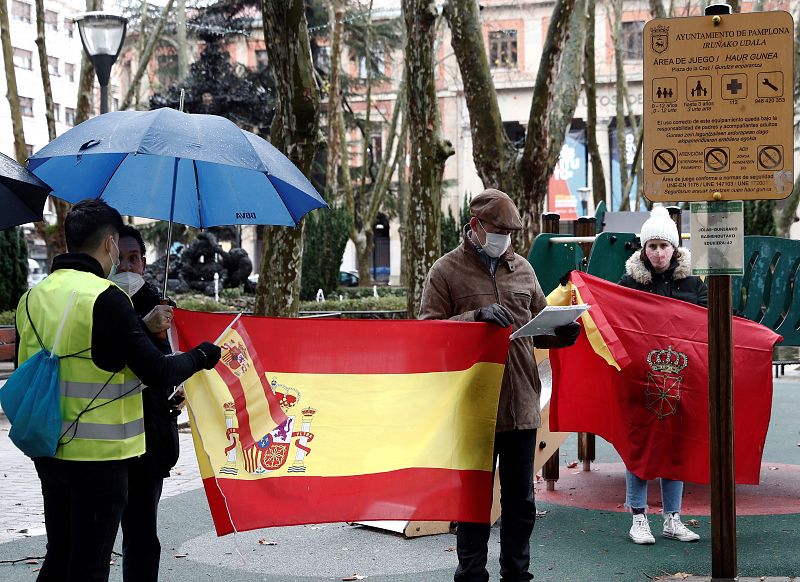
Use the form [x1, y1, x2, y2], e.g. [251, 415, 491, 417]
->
[578, 186, 592, 217]
[75, 12, 127, 114]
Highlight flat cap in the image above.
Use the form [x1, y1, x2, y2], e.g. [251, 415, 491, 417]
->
[469, 188, 523, 231]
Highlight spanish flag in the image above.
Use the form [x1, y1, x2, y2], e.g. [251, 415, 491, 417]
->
[548, 272, 781, 485]
[172, 310, 508, 535]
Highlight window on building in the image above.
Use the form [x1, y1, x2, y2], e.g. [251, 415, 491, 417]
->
[12, 47, 32, 70]
[45, 9, 58, 31]
[255, 49, 268, 70]
[20, 97, 34, 117]
[316, 46, 330, 73]
[53, 103, 61, 122]
[11, 1, 31, 23]
[48, 56, 59, 76]
[370, 132, 383, 163]
[65, 107, 75, 126]
[489, 29, 518, 69]
[156, 53, 178, 88]
[621, 21, 645, 60]
[64, 18, 74, 37]
[25, 144, 34, 158]
[65, 62, 75, 82]
[355, 47, 386, 79]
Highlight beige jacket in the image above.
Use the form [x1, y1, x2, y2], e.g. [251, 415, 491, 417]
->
[419, 229, 560, 431]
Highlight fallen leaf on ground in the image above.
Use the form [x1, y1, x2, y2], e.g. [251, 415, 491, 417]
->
[257, 539, 277, 546]
[535, 510, 548, 517]
[342, 575, 366, 581]
[445, 547, 455, 552]
[174, 554, 188, 558]
[566, 461, 578, 468]
[686, 519, 699, 527]
[24, 560, 38, 565]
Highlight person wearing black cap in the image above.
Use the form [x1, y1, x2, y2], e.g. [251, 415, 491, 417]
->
[419, 188, 580, 582]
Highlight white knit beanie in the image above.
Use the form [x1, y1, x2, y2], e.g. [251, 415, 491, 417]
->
[639, 206, 679, 247]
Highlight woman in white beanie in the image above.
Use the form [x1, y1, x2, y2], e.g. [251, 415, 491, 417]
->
[618, 205, 707, 545]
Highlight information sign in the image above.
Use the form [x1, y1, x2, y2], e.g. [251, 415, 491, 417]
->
[690, 201, 744, 275]
[643, 11, 794, 201]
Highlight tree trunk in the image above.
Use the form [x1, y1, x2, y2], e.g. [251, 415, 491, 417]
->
[583, 0, 606, 208]
[35, 0, 55, 141]
[402, 0, 454, 318]
[254, 0, 320, 317]
[519, 0, 579, 250]
[443, 0, 517, 188]
[175, 0, 188, 81]
[324, 0, 345, 196]
[648, 0, 667, 19]
[120, 0, 176, 111]
[0, 0, 28, 163]
[75, 0, 102, 125]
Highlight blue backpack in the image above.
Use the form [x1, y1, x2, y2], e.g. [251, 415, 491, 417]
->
[0, 291, 79, 458]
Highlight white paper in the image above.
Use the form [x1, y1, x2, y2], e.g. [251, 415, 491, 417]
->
[510, 304, 589, 340]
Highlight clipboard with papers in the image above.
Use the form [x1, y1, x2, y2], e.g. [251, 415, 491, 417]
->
[510, 304, 589, 340]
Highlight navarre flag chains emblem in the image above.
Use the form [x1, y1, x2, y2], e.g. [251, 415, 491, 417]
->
[645, 345, 688, 419]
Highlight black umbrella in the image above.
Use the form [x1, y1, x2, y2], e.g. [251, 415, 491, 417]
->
[0, 151, 52, 230]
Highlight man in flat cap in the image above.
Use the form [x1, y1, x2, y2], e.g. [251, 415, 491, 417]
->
[419, 188, 579, 582]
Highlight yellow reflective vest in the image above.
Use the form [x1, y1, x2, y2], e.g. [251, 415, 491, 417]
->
[16, 269, 145, 461]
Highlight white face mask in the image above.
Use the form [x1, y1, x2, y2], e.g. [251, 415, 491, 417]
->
[109, 271, 146, 297]
[478, 220, 511, 258]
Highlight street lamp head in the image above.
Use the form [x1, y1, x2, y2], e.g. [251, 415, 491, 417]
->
[75, 12, 127, 89]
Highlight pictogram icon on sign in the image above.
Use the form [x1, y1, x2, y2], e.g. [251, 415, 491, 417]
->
[653, 78, 677, 103]
[686, 76, 712, 101]
[757, 72, 784, 98]
[757, 145, 783, 171]
[704, 147, 729, 173]
[653, 149, 678, 174]
[721, 74, 747, 100]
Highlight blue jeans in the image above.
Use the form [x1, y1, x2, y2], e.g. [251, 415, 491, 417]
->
[625, 469, 683, 514]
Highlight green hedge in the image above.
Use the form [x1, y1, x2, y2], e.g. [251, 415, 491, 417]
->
[335, 286, 406, 300]
[0, 310, 15, 325]
[300, 295, 406, 312]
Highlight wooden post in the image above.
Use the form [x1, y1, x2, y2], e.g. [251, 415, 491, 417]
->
[667, 206, 682, 246]
[708, 275, 737, 581]
[540, 213, 560, 490]
[574, 216, 596, 470]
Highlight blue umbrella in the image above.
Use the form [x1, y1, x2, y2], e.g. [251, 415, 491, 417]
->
[28, 107, 326, 228]
[0, 151, 51, 230]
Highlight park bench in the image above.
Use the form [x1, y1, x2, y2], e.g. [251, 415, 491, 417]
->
[0, 326, 15, 364]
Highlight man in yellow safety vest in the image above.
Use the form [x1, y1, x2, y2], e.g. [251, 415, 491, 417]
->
[16, 199, 221, 582]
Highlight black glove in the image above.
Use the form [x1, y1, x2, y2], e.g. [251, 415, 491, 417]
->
[195, 341, 222, 370]
[554, 322, 581, 346]
[475, 303, 514, 328]
[559, 270, 574, 286]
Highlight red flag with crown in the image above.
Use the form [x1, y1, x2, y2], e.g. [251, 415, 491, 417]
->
[550, 272, 781, 485]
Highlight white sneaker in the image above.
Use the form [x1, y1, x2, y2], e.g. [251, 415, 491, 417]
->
[629, 513, 655, 544]
[663, 513, 700, 542]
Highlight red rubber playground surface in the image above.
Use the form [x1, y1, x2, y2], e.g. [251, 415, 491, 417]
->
[536, 461, 800, 516]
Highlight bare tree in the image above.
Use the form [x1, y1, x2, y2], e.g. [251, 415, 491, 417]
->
[444, 0, 585, 251]
[584, 0, 606, 208]
[175, 0, 189, 80]
[76, 0, 102, 125]
[33, 0, 70, 261]
[120, 0, 176, 111]
[403, 0, 454, 317]
[254, 0, 320, 317]
[1, 0, 28, 163]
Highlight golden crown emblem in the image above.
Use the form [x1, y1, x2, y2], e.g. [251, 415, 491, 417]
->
[651, 24, 669, 35]
[270, 377, 301, 411]
[223, 401, 236, 412]
[647, 345, 688, 374]
[301, 406, 317, 417]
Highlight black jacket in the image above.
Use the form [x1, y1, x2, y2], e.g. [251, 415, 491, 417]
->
[131, 280, 182, 477]
[618, 247, 708, 307]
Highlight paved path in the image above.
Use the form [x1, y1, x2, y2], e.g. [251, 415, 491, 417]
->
[0, 410, 202, 544]
[0, 372, 798, 580]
